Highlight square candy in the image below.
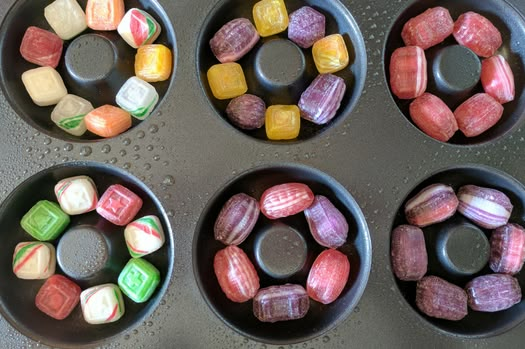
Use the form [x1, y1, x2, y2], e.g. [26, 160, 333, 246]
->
[312, 34, 349, 74]
[51, 94, 93, 136]
[118, 258, 160, 303]
[118, 8, 162, 48]
[45, 0, 87, 40]
[265, 105, 301, 140]
[86, 0, 125, 31]
[20, 26, 63, 68]
[21, 200, 70, 241]
[124, 215, 165, 258]
[116, 77, 159, 120]
[35, 274, 81, 320]
[55, 175, 98, 215]
[97, 184, 143, 226]
[252, 0, 289, 37]
[22, 67, 68, 107]
[84, 105, 132, 138]
[81, 283, 125, 324]
[207, 63, 248, 100]
[13, 242, 56, 280]
[135, 44, 173, 82]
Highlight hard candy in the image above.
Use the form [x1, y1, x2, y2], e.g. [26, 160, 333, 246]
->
[85, 0, 125, 31]
[80, 283, 125, 324]
[416, 276, 468, 321]
[84, 105, 132, 138]
[312, 34, 349, 74]
[252, 0, 289, 37]
[51, 94, 93, 136]
[44, 0, 87, 40]
[466, 274, 521, 312]
[55, 175, 98, 215]
[389, 46, 427, 99]
[96, 184, 143, 226]
[214, 193, 260, 245]
[304, 195, 348, 248]
[481, 55, 515, 104]
[307, 249, 350, 304]
[124, 215, 165, 258]
[118, 258, 161, 303]
[35, 274, 81, 320]
[135, 44, 173, 82]
[19, 26, 63, 68]
[225, 94, 266, 130]
[401, 7, 454, 50]
[118, 8, 162, 48]
[253, 284, 310, 322]
[13, 242, 56, 280]
[22, 67, 68, 107]
[391, 225, 427, 281]
[454, 93, 503, 138]
[210, 18, 259, 63]
[265, 105, 301, 140]
[490, 223, 525, 275]
[457, 185, 512, 229]
[298, 74, 346, 125]
[20, 200, 70, 241]
[116, 76, 159, 120]
[409, 93, 458, 142]
[405, 183, 458, 227]
[453, 12, 502, 58]
[288, 6, 325, 49]
[207, 62, 247, 100]
[260, 182, 314, 219]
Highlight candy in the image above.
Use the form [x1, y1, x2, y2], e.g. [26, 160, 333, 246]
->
[457, 185, 512, 229]
[260, 182, 314, 219]
[210, 18, 260, 63]
[19, 26, 63, 68]
[135, 44, 173, 82]
[214, 193, 260, 245]
[21, 200, 70, 241]
[214, 245, 259, 302]
[253, 284, 310, 322]
[207, 62, 248, 100]
[118, 258, 160, 303]
[401, 7, 453, 50]
[405, 183, 459, 227]
[118, 8, 162, 49]
[84, 105, 132, 138]
[409, 93, 458, 142]
[51, 94, 93, 136]
[391, 225, 427, 281]
[265, 105, 301, 140]
[307, 249, 350, 304]
[453, 12, 502, 58]
[312, 34, 349, 74]
[54, 175, 98, 215]
[252, 0, 289, 37]
[13, 242, 56, 280]
[288, 6, 326, 49]
[80, 283, 125, 324]
[304, 195, 348, 248]
[454, 93, 504, 138]
[225, 94, 266, 130]
[21, 67, 68, 107]
[116, 76, 159, 120]
[489, 223, 525, 275]
[97, 184, 143, 226]
[35, 274, 81, 320]
[298, 74, 346, 125]
[124, 215, 165, 258]
[85, 0, 125, 31]
[416, 276, 468, 321]
[481, 55, 515, 104]
[44, 0, 87, 40]
[466, 274, 521, 312]
[389, 46, 427, 100]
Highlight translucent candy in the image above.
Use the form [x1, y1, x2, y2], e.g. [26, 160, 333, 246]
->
[307, 249, 350, 304]
[453, 12, 502, 58]
[124, 215, 165, 258]
[489, 223, 525, 274]
[214, 193, 260, 245]
[454, 93, 503, 137]
[210, 18, 260, 63]
[118, 258, 160, 303]
[22, 67, 68, 107]
[389, 46, 427, 99]
[253, 284, 309, 322]
[35, 274, 81, 320]
[54, 175, 98, 215]
[84, 105, 132, 138]
[265, 105, 301, 140]
[20, 200, 70, 241]
[85, 0, 125, 31]
[404, 183, 458, 227]
[298, 73, 346, 125]
[481, 55, 515, 104]
[304, 195, 348, 248]
[96, 184, 143, 226]
[466, 274, 521, 312]
[457, 185, 512, 229]
[225, 94, 266, 129]
[207, 62, 248, 100]
[391, 225, 427, 281]
[409, 93, 458, 142]
[312, 34, 349, 74]
[20, 26, 63, 68]
[260, 182, 314, 219]
[51, 94, 93, 136]
[116, 76, 159, 120]
[135, 44, 173, 82]
[401, 7, 453, 50]
[44, 0, 87, 40]
[118, 8, 162, 49]
[252, 0, 289, 37]
[13, 242, 56, 280]
[288, 6, 325, 49]
[80, 283, 125, 324]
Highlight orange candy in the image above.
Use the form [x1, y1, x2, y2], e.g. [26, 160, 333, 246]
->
[86, 0, 125, 31]
[135, 44, 173, 82]
[84, 105, 132, 138]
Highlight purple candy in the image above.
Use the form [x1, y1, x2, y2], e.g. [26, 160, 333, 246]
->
[214, 193, 260, 245]
[391, 225, 427, 281]
[416, 276, 468, 321]
[466, 274, 521, 312]
[299, 74, 346, 125]
[304, 195, 348, 248]
[288, 6, 326, 49]
[253, 284, 310, 322]
[457, 185, 513, 229]
[210, 18, 260, 63]
[225, 94, 266, 130]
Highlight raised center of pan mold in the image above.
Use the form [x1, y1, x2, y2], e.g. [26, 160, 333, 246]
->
[254, 223, 307, 279]
[436, 222, 490, 276]
[57, 225, 109, 280]
[255, 39, 306, 88]
[65, 34, 116, 82]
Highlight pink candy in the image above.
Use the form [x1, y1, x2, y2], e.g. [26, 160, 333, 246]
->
[453, 12, 502, 58]
[481, 55, 515, 104]
[401, 7, 453, 50]
[409, 93, 458, 142]
[389, 46, 427, 100]
[260, 183, 314, 220]
[307, 249, 350, 304]
[454, 93, 503, 137]
[96, 184, 143, 226]
[20, 26, 63, 68]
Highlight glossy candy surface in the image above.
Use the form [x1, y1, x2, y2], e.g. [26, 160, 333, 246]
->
[22, 67, 68, 107]
[116, 76, 159, 120]
[54, 175, 98, 215]
[457, 185, 512, 229]
[253, 284, 310, 322]
[80, 283, 125, 324]
[307, 249, 350, 304]
[288, 6, 325, 49]
[225, 94, 266, 130]
[409, 93, 458, 142]
[135, 44, 173, 82]
[118, 8, 161, 49]
[51, 94, 93, 136]
[35, 275, 81, 320]
[85, 0, 125, 31]
[466, 274, 521, 312]
[44, 0, 87, 40]
[391, 225, 427, 281]
[214, 193, 260, 245]
[12, 242, 56, 280]
[96, 184, 143, 226]
[21, 200, 70, 241]
[260, 182, 314, 219]
[490, 223, 525, 274]
[210, 18, 259, 63]
[84, 105, 132, 138]
[118, 258, 161, 303]
[454, 93, 503, 138]
[453, 12, 502, 58]
[401, 7, 453, 50]
[389, 46, 427, 99]
[481, 55, 515, 104]
[312, 34, 349, 74]
[405, 183, 458, 227]
[125, 215, 165, 258]
[265, 105, 301, 140]
[416, 276, 468, 321]
[207, 62, 247, 100]
[304, 195, 348, 248]
[20, 26, 63, 68]
[252, 0, 289, 37]
[298, 74, 346, 125]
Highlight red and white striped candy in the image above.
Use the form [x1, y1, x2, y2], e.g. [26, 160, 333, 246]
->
[54, 175, 98, 215]
[389, 46, 427, 99]
[401, 7, 454, 50]
[405, 183, 459, 227]
[454, 93, 503, 137]
[124, 215, 165, 258]
[13, 241, 56, 280]
[307, 249, 350, 304]
[490, 223, 525, 275]
[409, 93, 458, 142]
[118, 8, 161, 48]
[260, 183, 314, 220]
[481, 55, 515, 104]
[80, 283, 125, 324]
[453, 12, 502, 58]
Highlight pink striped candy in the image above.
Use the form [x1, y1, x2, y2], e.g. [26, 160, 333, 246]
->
[457, 185, 513, 229]
[214, 193, 260, 245]
[401, 7, 454, 50]
[454, 93, 503, 137]
[260, 183, 314, 220]
[307, 249, 350, 304]
[405, 183, 459, 227]
[466, 274, 521, 312]
[389, 46, 427, 99]
[490, 223, 525, 274]
[453, 12, 502, 58]
[481, 55, 515, 104]
[409, 93, 458, 142]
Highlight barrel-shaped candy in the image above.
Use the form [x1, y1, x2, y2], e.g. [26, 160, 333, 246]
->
[55, 175, 98, 215]
[96, 184, 143, 226]
[118, 8, 161, 49]
[207, 62, 248, 100]
[265, 105, 301, 140]
[307, 249, 350, 304]
[288, 6, 325, 49]
[252, 0, 289, 37]
[80, 283, 125, 324]
[35, 274, 81, 320]
[124, 215, 165, 258]
[253, 284, 310, 322]
[490, 223, 525, 275]
[401, 7, 453, 50]
[226, 94, 266, 130]
[51, 94, 93, 136]
[457, 185, 512, 229]
[453, 12, 502, 58]
[22, 67, 68, 107]
[13, 242, 56, 280]
[210, 18, 259, 63]
[118, 258, 160, 303]
[135, 44, 173, 82]
[86, 0, 125, 31]
[466, 274, 521, 312]
[304, 195, 348, 248]
[21, 200, 70, 241]
[454, 93, 503, 138]
[389, 46, 427, 99]
[391, 225, 427, 281]
[298, 74, 346, 125]
[405, 183, 458, 227]
[44, 0, 88, 40]
[214, 193, 260, 245]
[214, 246, 259, 302]
[416, 276, 468, 321]
[260, 182, 314, 219]
[20, 26, 63, 68]
[312, 34, 349, 74]
[481, 55, 515, 104]
[409, 93, 458, 142]
[84, 105, 132, 138]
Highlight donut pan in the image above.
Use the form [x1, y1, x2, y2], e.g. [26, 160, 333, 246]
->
[0, 0, 525, 348]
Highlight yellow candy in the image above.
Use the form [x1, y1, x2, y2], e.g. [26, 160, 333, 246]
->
[265, 105, 300, 140]
[312, 34, 349, 74]
[135, 44, 172, 82]
[253, 0, 288, 37]
[207, 63, 248, 100]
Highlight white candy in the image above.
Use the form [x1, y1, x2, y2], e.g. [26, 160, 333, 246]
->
[80, 283, 125, 324]
[22, 67, 67, 107]
[117, 8, 161, 48]
[124, 215, 165, 258]
[45, 0, 88, 40]
[51, 94, 93, 136]
[54, 175, 98, 215]
[116, 76, 159, 119]
[13, 242, 56, 280]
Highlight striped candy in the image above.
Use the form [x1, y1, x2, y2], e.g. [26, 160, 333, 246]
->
[409, 93, 458, 142]
[80, 283, 125, 324]
[214, 193, 260, 245]
[391, 225, 428, 281]
[124, 215, 165, 258]
[405, 183, 459, 227]
[307, 249, 350, 304]
[13, 242, 56, 280]
[457, 185, 512, 229]
[490, 223, 525, 275]
[260, 183, 314, 220]
[304, 195, 348, 248]
[481, 55, 515, 104]
[466, 274, 521, 312]
[389, 46, 427, 99]
[453, 12, 502, 58]
[118, 8, 161, 49]
[253, 284, 310, 322]
[54, 175, 98, 215]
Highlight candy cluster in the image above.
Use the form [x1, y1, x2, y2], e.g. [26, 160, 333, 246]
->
[391, 183, 523, 321]
[389, 7, 515, 142]
[19, 0, 173, 138]
[207, 1, 351, 140]
[213, 183, 352, 322]
[14, 175, 165, 323]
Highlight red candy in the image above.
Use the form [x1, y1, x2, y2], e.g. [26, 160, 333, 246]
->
[453, 12, 502, 58]
[260, 183, 314, 220]
[401, 7, 454, 50]
[307, 249, 350, 304]
[409, 93, 458, 142]
[35, 274, 81, 320]
[20, 26, 63, 68]
[389, 46, 427, 99]
[96, 184, 143, 226]
[454, 93, 503, 137]
[481, 55, 515, 104]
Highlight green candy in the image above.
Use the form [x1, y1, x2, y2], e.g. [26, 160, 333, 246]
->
[20, 200, 70, 241]
[118, 258, 160, 303]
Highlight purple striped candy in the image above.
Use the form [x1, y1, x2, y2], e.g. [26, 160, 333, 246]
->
[210, 18, 259, 63]
[214, 193, 260, 245]
[253, 284, 310, 322]
[298, 74, 346, 125]
[490, 223, 525, 274]
[405, 183, 458, 227]
[304, 195, 348, 248]
[466, 274, 521, 312]
[457, 185, 512, 229]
